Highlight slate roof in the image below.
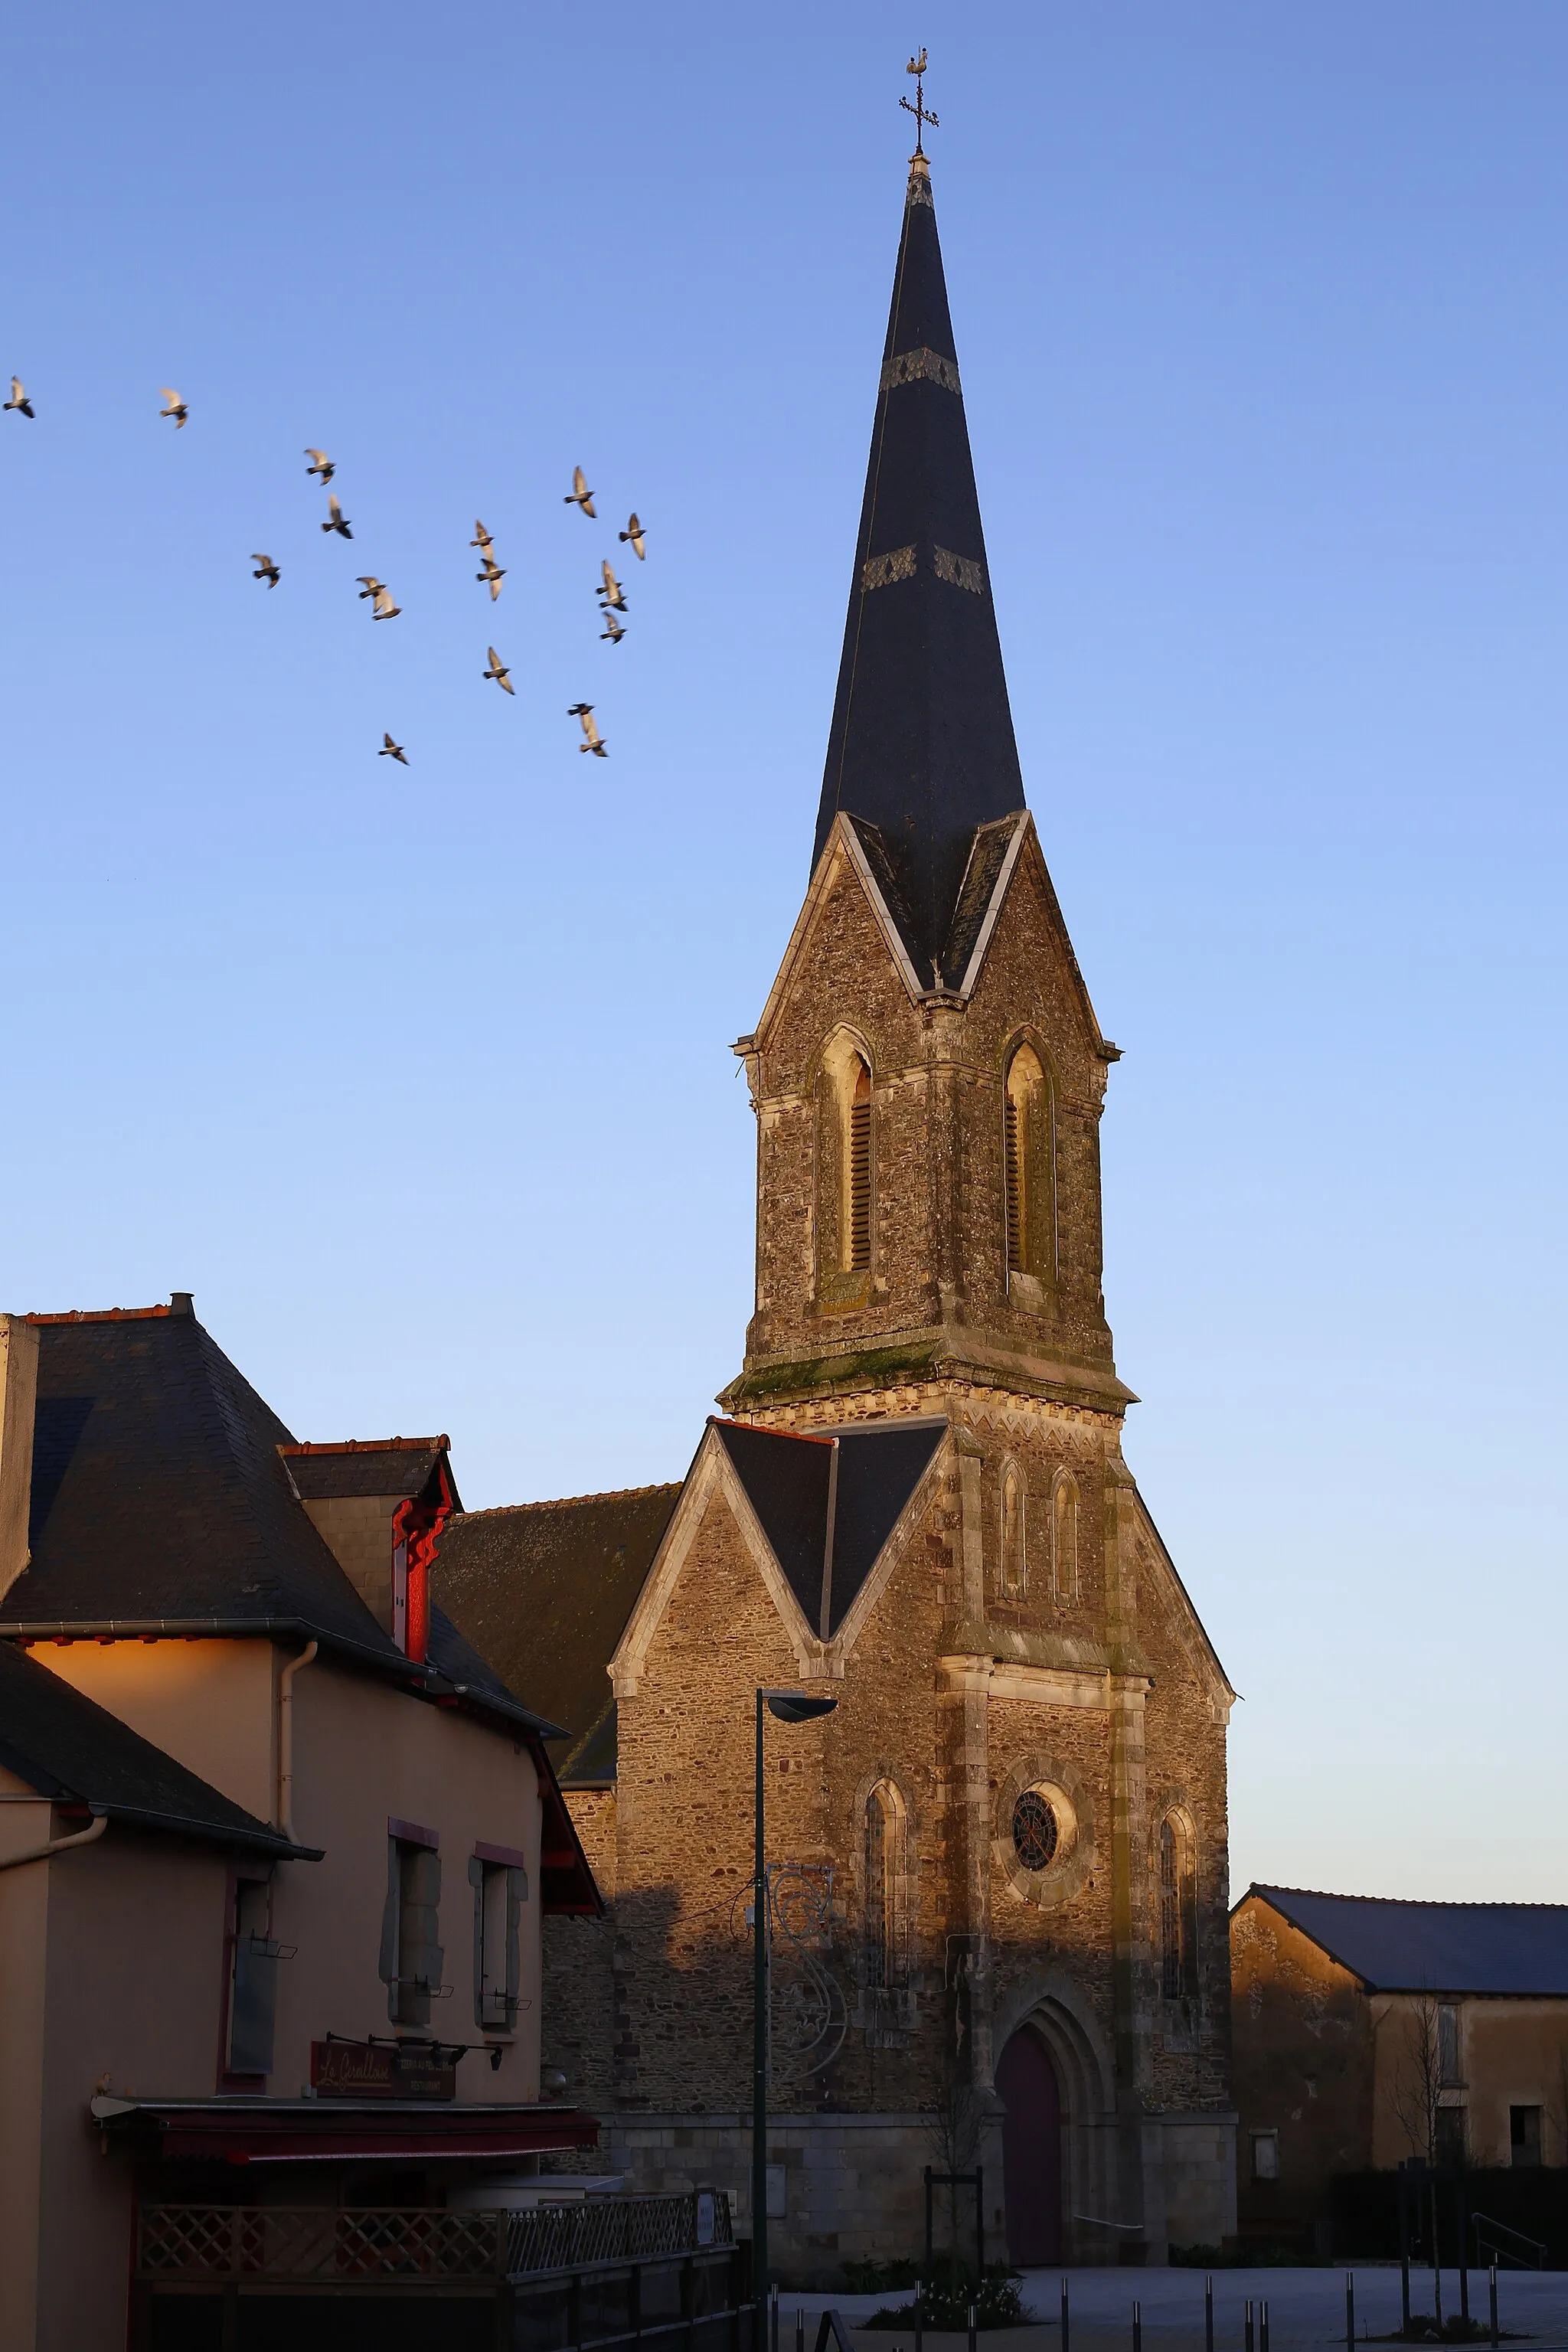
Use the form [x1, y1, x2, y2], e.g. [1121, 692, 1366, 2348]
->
[815, 155, 1026, 983]
[0, 1640, 317, 1859]
[1244, 1886, 1568, 1998]
[431, 1485, 682, 1782]
[281, 1439, 457, 1508]
[1, 1301, 558, 1740]
[713, 1416, 947, 1638]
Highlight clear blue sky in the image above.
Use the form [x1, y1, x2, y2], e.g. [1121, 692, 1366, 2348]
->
[4, 3, 1565, 1904]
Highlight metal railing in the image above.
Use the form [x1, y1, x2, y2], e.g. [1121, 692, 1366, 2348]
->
[1472, 2211, 1547, 2271]
[508, 2193, 733, 2278]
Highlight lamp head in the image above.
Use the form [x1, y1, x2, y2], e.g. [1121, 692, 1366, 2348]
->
[763, 1690, 838, 1725]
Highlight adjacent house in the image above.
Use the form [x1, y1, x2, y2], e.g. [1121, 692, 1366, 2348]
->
[1231, 1885, 1568, 2243]
[0, 1298, 599, 2352]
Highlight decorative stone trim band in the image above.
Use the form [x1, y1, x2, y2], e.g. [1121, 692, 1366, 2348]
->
[906, 168, 935, 210]
[933, 546, 987, 594]
[861, 543, 989, 596]
[880, 347, 962, 395]
[861, 545, 917, 591]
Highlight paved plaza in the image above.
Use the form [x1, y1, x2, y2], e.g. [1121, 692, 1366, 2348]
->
[777, 2269, 1568, 2352]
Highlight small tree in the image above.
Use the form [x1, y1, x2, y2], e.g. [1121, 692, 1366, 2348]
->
[1390, 1991, 1451, 2330]
[924, 2062, 982, 2279]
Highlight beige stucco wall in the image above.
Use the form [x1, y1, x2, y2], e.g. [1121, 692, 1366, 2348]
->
[5, 1641, 551, 2350]
[31, 1638, 545, 2104]
[274, 1649, 545, 2101]
[0, 1787, 232, 2352]
[38, 1636, 277, 1821]
[0, 1772, 52, 2352]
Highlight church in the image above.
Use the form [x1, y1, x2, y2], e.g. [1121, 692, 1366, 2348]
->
[436, 139, 1238, 2274]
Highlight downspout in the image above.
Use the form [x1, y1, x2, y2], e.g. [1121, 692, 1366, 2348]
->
[0, 1806, 108, 1871]
[277, 1641, 318, 1842]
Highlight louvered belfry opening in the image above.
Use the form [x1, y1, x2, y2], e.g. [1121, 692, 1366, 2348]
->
[848, 1060, 872, 1271]
[1004, 1095, 1025, 1272]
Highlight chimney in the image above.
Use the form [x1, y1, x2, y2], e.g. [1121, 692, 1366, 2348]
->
[0, 1315, 40, 1604]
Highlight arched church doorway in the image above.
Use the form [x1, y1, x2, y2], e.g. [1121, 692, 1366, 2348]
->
[996, 2025, 1062, 2265]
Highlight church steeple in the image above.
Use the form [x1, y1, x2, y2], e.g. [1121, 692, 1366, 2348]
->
[813, 152, 1026, 982]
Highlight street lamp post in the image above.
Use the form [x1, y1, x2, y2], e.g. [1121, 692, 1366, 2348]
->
[752, 1686, 838, 2304]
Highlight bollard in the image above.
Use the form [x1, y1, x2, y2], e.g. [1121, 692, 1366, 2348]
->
[1245, 2299, 1255, 2352]
[770, 2286, 779, 2352]
[1490, 2265, 1498, 2352]
[1132, 2301, 1142, 2352]
[1260, 2301, 1270, 2352]
[1400, 2256, 1410, 2337]
[795, 2312, 805, 2352]
[1205, 2275, 1214, 2352]
[969, 2304, 978, 2352]
[915, 2286, 923, 2352]
[1061, 2277, 1070, 2352]
[1346, 2272, 1354, 2352]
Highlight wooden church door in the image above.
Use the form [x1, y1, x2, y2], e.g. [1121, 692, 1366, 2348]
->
[996, 2025, 1063, 2265]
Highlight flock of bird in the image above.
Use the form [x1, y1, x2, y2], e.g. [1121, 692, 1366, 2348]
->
[4, 377, 645, 764]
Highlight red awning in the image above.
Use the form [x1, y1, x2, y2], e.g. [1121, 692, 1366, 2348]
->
[93, 2096, 598, 2165]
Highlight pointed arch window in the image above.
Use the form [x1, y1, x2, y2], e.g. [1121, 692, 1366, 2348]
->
[864, 1780, 906, 1990]
[1158, 1812, 1197, 2001]
[1051, 1472, 1079, 1604]
[1000, 1462, 1027, 1598]
[1003, 1044, 1057, 1298]
[817, 1034, 874, 1295]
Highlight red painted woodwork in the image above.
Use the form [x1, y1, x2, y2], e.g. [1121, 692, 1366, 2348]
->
[996, 2025, 1062, 2265]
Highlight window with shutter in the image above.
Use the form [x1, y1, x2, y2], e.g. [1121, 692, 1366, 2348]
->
[227, 1877, 278, 2076]
[382, 1835, 443, 2026]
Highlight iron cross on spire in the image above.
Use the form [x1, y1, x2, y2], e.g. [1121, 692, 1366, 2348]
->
[900, 47, 939, 155]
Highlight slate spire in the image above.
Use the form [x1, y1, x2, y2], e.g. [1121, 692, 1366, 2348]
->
[813, 152, 1026, 978]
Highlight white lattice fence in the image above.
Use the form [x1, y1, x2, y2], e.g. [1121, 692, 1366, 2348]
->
[139, 2206, 505, 2279]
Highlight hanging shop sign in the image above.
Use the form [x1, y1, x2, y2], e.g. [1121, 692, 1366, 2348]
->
[310, 2039, 457, 2100]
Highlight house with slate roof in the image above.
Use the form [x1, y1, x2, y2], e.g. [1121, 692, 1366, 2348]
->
[434, 142, 1238, 2277]
[0, 1297, 599, 2352]
[1232, 1886, 1568, 2243]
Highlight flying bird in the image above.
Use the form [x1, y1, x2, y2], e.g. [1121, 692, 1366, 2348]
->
[4, 378, 34, 418]
[370, 583, 400, 620]
[356, 575, 383, 598]
[477, 554, 505, 600]
[569, 702, 607, 756]
[599, 611, 626, 645]
[597, 560, 628, 613]
[322, 495, 353, 539]
[484, 646, 514, 694]
[251, 553, 281, 588]
[619, 514, 646, 560]
[470, 520, 495, 554]
[305, 449, 335, 485]
[379, 733, 409, 765]
[160, 389, 188, 428]
[564, 466, 596, 518]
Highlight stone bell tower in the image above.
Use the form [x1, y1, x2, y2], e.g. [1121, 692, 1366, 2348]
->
[708, 140, 1239, 2262]
[723, 147, 1129, 1433]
